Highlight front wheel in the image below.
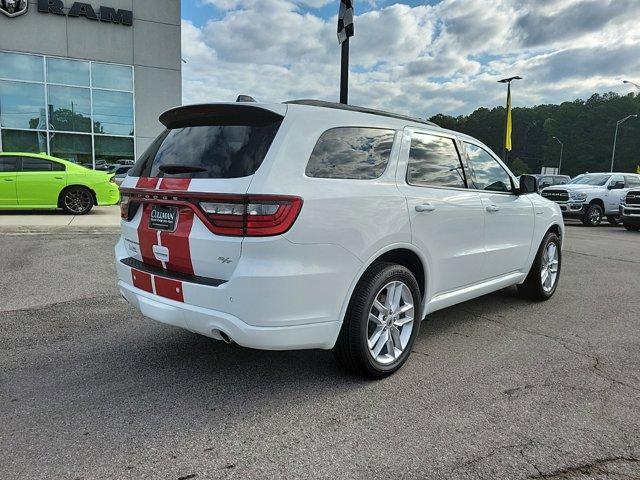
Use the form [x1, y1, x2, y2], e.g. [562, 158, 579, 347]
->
[61, 187, 93, 215]
[581, 203, 603, 227]
[334, 262, 422, 379]
[518, 231, 562, 301]
[624, 223, 640, 232]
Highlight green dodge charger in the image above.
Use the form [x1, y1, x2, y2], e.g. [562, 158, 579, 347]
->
[0, 152, 120, 215]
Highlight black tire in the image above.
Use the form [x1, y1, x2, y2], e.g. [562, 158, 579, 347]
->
[334, 262, 422, 379]
[624, 223, 640, 232]
[581, 203, 603, 227]
[518, 231, 562, 301]
[61, 186, 94, 215]
[607, 216, 619, 226]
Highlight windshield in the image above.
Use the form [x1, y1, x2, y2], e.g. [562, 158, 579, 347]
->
[568, 174, 611, 186]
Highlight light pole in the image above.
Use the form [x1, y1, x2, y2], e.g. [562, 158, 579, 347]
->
[552, 136, 564, 174]
[498, 76, 522, 162]
[610, 114, 637, 172]
[623, 80, 640, 91]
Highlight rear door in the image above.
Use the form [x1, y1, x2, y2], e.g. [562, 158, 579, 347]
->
[396, 129, 486, 296]
[0, 156, 19, 206]
[120, 104, 286, 283]
[462, 141, 534, 279]
[17, 156, 67, 206]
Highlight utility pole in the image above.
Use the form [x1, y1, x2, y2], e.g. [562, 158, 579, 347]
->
[552, 136, 563, 174]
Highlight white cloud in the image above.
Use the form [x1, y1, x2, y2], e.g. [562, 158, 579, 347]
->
[182, 0, 640, 117]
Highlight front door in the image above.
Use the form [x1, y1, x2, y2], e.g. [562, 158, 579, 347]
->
[0, 156, 18, 206]
[462, 142, 534, 279]
[605, 175, 626, 213]
[17, 156, 67, 207]
[396, 129, 486, 297]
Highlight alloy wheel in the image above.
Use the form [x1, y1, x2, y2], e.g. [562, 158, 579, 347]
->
[540, 242, 559, 293]
[64, 189, 92, 214]
[367, 281, 415, 365]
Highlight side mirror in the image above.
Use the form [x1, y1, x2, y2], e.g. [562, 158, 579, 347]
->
[518, 175, 538, 195]
[608, 180, 625, 190]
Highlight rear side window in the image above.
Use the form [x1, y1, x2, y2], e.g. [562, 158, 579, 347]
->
[305, 127, 395, 180]
[0, 156, 18, 172]
[407, 132, 465, 188]
[131, 111, 282, 179]
[21, 157, 65, 172]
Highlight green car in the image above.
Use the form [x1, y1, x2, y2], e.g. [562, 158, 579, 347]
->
[0, 152, 120, 215]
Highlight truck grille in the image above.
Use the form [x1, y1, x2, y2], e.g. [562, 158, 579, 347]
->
[626, 192, 640, 205]
[541, 190, 569, 202]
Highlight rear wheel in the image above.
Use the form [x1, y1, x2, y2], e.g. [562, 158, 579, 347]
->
[624, 223, 640, 232]
[334, 262, 421, 379]
[518, 231, 561, 301]
[607, 216, 619, 226]
[61, 186, 93, 215]
[581, 203, 603, 227]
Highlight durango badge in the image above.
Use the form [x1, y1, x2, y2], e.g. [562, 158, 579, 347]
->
[0, 0, 28, 18]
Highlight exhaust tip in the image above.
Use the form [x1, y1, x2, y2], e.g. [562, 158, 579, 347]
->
[214, 330, 233, 344]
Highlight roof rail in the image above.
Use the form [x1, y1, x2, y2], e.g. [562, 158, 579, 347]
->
[285, 99, 437, 127]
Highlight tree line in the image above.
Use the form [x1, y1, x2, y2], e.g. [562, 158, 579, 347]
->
[429, 92, 640, 177]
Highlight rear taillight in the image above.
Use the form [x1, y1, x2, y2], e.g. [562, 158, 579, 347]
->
[120, 193, 139, 221]
[199, 195, 303, 237]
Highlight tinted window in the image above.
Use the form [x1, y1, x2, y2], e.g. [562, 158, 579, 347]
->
[625, 175, 640, 188]
[132, 122, 282, 179]
[407, 133, 465, 188]
[0, 157, 19, 172]
[0, 80, 46, 129]
[91, 63, 133, 91]
[0, 51, 44, 82]
[92, 90, 134, 135]
[46, 58, 90, 87]
[47, 85, 92, 133]
[22, 157, 65, 172]
[306, 127, 394, 180]
[465, 143, 513, 192]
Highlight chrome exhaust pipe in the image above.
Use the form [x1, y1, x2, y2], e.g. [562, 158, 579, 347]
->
[219, 331, 233, 344]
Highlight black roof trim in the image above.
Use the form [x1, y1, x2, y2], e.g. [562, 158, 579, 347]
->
[285, 99, 437, 127]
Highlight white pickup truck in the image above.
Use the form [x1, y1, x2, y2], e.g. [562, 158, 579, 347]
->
[541, 172, 640, 226]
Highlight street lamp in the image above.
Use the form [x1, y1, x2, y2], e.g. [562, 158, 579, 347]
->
[498, 76, 523, 162]
[610, 114, 638, 172]
[552, 136, 564, 174]
[623, 80, 640, 91]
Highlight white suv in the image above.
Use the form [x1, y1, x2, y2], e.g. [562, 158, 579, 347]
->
[115, 100, 564, 377]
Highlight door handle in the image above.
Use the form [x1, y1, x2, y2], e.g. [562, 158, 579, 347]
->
[54, 176, 64, 180]
[3, 178, 13, 182]
[486, 205, 500, 213]
[415, 203, 436, 213]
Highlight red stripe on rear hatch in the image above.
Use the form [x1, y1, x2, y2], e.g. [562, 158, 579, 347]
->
[154, 276, 184, 302]
[159, 178, 191, 191]
[160, 206, 195, 275]
[137, 204, 163, 268]
[136, 177, 159, 189]
[131, 269, 153, 293]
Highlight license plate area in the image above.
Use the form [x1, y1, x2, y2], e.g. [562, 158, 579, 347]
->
[149, 204, 178, 231]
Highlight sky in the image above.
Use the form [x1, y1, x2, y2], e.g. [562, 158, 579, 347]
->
[180, 0, 640, 118]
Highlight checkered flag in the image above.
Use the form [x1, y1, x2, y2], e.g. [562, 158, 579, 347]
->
[337, 0, 354, 44]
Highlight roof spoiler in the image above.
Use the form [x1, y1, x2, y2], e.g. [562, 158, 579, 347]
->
[159, 104, 284, 129]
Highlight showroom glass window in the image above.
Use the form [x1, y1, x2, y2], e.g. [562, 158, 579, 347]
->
[0, 51, 135, 169]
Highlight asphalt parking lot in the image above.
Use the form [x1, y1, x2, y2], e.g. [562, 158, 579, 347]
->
[1, 223, 639, 479]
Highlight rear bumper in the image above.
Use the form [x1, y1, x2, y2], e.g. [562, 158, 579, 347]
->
[119, 281, 341, 350]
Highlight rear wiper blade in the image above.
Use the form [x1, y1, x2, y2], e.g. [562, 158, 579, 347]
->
[158, 164, 207, 174]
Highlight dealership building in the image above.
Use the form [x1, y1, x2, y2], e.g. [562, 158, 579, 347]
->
[0, 0, 182, 169]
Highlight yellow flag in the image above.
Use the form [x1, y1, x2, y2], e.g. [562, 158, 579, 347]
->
[637, 165, 640, 174]
[505, 85, 513, 152]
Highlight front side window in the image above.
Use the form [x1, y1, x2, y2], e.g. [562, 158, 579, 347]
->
[21, 157, 65, 172]
[464, 143, 513, 193]
[0, 156, 19, 172]
[306, 127, 395, 180]
[407, 132, 465, 188]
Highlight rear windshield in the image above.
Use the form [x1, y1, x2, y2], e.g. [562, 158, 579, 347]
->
[131, 108, 282, 179]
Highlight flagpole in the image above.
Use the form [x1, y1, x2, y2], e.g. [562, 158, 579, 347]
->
[498, 76, 522, 163]
[340, 39, 349, 104]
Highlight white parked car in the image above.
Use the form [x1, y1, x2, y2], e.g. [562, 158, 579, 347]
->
[541, 172, 640, 226]
[115, 100, 564, 378]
